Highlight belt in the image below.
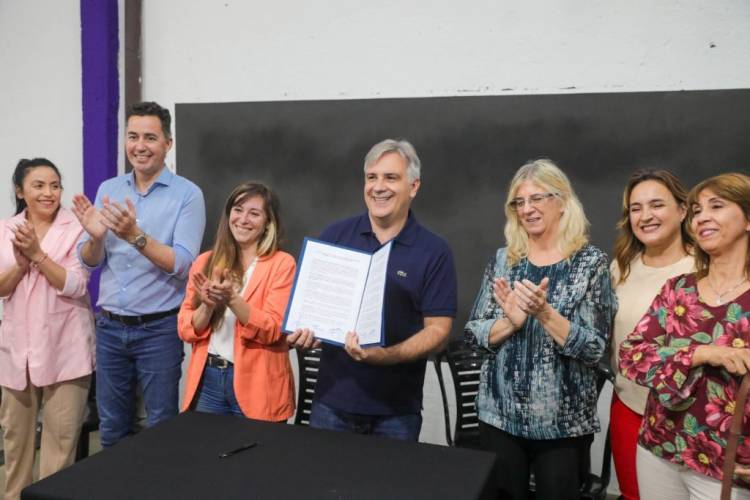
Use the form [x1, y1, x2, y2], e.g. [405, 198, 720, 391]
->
[100, 307, 180, 326]
[206, 354, 233, 369]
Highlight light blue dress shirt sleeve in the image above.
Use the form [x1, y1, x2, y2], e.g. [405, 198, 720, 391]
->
[168, 181, 206, 279]
[77, 169, 206, 315]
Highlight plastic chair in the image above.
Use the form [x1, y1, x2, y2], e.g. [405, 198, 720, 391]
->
[294, 348, 322, 426]
[435, 340, 615, 500]
[433, 340, 484, 448]
[578, 362, 615, 500]
[75, 373, 100, 461]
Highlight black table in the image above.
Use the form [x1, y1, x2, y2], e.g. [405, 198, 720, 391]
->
[23, 412, 497, 500]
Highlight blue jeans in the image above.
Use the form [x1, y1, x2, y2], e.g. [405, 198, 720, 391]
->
[309, 401, 422, 441]
[95, 313, 184, 448]
[194, 364, 243, 416]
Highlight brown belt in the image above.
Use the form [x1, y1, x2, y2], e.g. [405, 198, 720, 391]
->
[206, 354, 233, 369]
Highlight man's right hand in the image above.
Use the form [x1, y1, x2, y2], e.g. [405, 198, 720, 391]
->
[287, 328, 321, 351]
[72, 194, 108, 240]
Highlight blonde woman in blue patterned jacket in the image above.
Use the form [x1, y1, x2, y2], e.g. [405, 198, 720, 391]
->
[464, 159, 616, 500]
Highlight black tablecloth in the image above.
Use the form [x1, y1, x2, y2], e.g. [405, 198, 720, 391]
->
[22, 412, 497, 500]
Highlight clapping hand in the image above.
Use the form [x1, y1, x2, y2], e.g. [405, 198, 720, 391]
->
[193, 267, 237, 308]
[9, 225, 31, 271]
[100, 196, 139, 242]
[72, 194, 108, 240]
[512, 278, 551, 317]
[493, 277, 528, 329]
[192, 271, 219, 308]
[10, 221, 44, 262]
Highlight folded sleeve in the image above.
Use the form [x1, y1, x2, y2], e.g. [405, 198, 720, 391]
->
[464, 249, 503, 352]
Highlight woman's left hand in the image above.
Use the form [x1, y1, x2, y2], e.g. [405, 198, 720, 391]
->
[10, 221, 44, 262]
[11, 241, 31, 271]
[208, 268, 239, 306]
[512, 278, 550, 317]
[736, 465, 750, 483]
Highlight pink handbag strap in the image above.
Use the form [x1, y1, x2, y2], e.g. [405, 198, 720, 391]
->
[722, 373, 750, 500]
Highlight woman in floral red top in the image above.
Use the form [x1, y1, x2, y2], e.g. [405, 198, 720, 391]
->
[620, 172, 750, 499]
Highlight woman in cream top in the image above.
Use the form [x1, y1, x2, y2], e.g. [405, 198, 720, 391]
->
[610, 169, 693, 500]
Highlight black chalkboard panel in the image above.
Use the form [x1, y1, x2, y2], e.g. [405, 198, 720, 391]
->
[176, 90, 750, 335]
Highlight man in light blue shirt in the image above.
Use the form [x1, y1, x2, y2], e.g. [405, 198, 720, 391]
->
[73, 101, 205, 447]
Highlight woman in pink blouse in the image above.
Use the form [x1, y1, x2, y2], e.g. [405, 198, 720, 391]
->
[0, 159, 95, 500]
[620, 172, 750, 499]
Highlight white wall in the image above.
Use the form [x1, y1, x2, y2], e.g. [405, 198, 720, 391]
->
[0, 0, 83, 217]
[141, 0, 750, 168]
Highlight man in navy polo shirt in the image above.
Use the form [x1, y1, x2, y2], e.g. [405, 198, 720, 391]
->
[288, 139, 457, 441]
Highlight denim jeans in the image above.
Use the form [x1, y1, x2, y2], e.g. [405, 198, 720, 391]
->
[309, 401, 422, 441]
[194, 364, 243, 417]
[95, 313, 184, 448]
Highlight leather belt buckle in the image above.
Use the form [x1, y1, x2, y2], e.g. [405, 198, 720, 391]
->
[208, 354, 232, 369]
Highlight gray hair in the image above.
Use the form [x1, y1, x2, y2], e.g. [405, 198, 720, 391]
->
[363, 139, 421, 181]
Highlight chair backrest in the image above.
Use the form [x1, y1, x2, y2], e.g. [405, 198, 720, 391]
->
[294, 348, 322, 426]
[435, 341, 615, 500]
[76, 372, 100, 461]
[435, 340, 485, 449]
[579, 361, 615, 500]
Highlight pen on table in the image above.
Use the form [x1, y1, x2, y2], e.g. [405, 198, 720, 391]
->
[219, 442, 258, 459]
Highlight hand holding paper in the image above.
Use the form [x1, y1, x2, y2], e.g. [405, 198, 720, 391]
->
[286, 328, 321, 351]
[344, 331, 388, 365]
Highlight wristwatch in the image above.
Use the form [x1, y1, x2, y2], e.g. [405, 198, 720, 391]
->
[131, 232, 148, 249]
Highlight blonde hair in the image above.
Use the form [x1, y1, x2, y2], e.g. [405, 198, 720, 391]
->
[504, 159, 589, 266]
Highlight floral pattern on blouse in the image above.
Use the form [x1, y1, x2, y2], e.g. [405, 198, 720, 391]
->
[619, 273, 750, 486]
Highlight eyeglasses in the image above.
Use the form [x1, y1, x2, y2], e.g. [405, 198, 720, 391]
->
[508, 192, 556, 212]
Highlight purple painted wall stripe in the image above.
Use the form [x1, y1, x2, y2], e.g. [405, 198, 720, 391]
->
[81, 0, 119, 307]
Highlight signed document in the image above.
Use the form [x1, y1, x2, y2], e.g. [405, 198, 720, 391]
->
[283, 238, 392, 346]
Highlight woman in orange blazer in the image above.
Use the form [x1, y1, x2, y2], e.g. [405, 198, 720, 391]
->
[178, 182, 295, 421]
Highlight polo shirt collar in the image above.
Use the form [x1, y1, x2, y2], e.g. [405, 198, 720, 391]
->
[357, 210, 419, 247]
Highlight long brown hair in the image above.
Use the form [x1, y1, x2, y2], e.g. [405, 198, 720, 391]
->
[687, 172, 750, 279]
[613, 169, 693, 284]
[193, 182, 284, 329]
